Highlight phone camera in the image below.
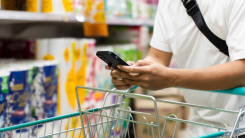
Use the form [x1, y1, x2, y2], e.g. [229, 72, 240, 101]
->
[115, 56, 118, 59]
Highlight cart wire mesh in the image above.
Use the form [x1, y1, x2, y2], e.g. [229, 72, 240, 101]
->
[0, 86, 245, 138]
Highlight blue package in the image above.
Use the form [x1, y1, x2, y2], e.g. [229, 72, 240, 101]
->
[31, 62, 45, 121]
[5, 65, 33, 129]
[30, 61, 58, 137]
[43, 61, 58, 119]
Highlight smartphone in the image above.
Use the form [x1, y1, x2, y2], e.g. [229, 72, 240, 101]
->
[96, 51, 129, 69]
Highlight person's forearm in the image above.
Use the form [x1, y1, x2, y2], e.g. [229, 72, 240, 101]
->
[172, 59, 245, 90]
[144, 55, 172, 67]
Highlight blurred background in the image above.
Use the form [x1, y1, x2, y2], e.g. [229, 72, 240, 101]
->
[0, 0, 190, 137]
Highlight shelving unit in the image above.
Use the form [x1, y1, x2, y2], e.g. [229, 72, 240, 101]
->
[0, 11, 154, 39]
[0, 11, 83, 23]
[0, 10, 154, 25]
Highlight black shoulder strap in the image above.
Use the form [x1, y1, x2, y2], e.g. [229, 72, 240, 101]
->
[182, 0, 230, 56]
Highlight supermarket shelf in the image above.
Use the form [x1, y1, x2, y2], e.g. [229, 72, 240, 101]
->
[0, 10, 85, 23]
[0, 11, 84, 38]
[107, 18, 154, 26]
[0, 11, 154, 38]
[0, 10, 154, 26]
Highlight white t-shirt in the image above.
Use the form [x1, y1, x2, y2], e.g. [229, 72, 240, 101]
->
[150, 0, 245, 137]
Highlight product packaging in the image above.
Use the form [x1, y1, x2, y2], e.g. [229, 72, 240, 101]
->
[37, 38, 77, 114]
[73, 0, 83, 15]
[147, 0, 158, 20]
[26, 0, 42, 12]
[3, 62, 33, 137]
[42, 0, 73, 14]
[4, 39, 36, 59]
[83, 0, 106, 23]
[113, 44, 141, 62]
[42, 60, 58, 119]
[13, 60, 59, 138]
[75, 39, 87, 106]
[1, 0, 26, 11]
[125, 0, 138, 19]
[0, 69, 9, 127]
[29, 61, 45, 121]
[136, 0, 150, 20]
[36, 39, 49, 60]
[104, 0, 121, 19]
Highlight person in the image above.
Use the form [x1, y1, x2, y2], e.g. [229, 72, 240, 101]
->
[105, 0, 245, 137]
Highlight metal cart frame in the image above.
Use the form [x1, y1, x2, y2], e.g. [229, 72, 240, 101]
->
[0, 86, 245, 138]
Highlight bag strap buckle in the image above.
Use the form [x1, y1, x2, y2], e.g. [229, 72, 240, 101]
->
[183, 0, 199, 16]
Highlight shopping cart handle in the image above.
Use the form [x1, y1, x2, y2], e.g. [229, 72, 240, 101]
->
[212, 87, 245, 96]
[196, 131, 224, 138]
[132, 86, 245, 96]
[178, 87, 245, 96]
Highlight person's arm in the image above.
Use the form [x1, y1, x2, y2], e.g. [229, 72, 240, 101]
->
[105, 47, 172, 90]
[144, 47, 173, 67]
[116, 59, 245, 91]
[173, 59, 245, 90]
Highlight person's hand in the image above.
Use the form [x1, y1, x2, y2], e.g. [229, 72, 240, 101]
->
[116, 60, 176, 90]
[105, 61, 135, 90]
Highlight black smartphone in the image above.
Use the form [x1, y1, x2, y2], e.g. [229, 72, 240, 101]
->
[96, 51, 129, 69]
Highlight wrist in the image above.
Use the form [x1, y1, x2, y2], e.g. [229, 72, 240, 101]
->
[168, 68, 180, 88]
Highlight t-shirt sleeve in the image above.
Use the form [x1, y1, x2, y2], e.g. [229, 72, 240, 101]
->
[226, 0, 245, 61]
[150, 2, 172, 53]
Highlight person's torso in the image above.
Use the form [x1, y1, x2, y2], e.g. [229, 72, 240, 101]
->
[159, 0, 245, 136]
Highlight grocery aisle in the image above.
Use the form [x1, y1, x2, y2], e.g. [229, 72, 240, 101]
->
[0, 0, 190, 138]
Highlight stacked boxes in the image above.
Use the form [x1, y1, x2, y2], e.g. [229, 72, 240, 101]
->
[0, 60, 59, 137]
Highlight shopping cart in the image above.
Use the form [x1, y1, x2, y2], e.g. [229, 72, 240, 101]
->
[1, 86, 245, 138]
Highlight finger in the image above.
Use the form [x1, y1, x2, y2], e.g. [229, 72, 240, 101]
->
[115, 85, 131, 90]
[111, 78, 128, 85]
[117, 65, 148, 74]
[105, 64, 113, 70]
[135, 60, 153, 67]
[123, 78, 147, 87]
[127, 61, 135, 66]
[116, 69, 139, 80]
[110, 70, 123, 78]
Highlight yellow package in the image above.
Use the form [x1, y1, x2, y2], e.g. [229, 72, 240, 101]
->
[27, 0, 41, 12]
[1, 0, 17, 10]
[75, 39, 88, 105]
[42, 0, 73, 14]
[83, 0, 106, 23]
